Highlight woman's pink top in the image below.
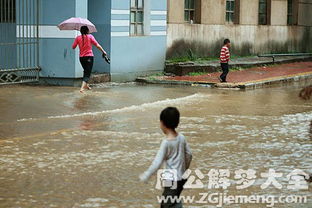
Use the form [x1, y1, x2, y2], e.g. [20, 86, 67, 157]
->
[72, 34, 99, 57]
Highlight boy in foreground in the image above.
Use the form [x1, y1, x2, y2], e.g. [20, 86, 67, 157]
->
[219, 39, 231, 83]
[140, 107, 192, 208]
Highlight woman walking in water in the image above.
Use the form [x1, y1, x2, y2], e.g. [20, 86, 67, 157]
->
[72, 26, 107, 93]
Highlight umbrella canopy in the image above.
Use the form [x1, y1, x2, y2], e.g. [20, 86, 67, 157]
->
[57, 17, 97, 33]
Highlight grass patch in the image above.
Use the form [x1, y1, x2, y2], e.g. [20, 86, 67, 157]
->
[166, 57, 219, 64]
[148, 72, 164, 77]
[166, 57, 191, 63]
[167, 54, 256, 64]
[230, 55, 255, 59]
[166, 49, 220, 64]
[262, 64, 279, 68]
[230, 66, 243, 71]
[196, 57, 219, 63]
[187, 72, 208, 76]
[146, 72, 164, 80]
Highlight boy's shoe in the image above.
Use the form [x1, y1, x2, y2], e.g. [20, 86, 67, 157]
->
[218, 77, 227, 83]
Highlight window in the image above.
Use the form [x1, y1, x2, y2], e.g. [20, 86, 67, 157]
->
[0, 0, 16, 23]
[226, 0, 235, 23]
[130, 0, 144, 36]
[226, 0, 239, 24]
[184, 0, 195, 23]
[287, 0, 293, 25]
[259, 0, 270, 25]
[287, 0, 297, 25]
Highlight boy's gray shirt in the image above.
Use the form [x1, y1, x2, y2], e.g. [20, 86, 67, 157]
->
[140, 134, 192, 182]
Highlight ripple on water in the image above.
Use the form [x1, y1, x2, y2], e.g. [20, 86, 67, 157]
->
[17, 93, 209, 121]
[78, 198, 109, 208]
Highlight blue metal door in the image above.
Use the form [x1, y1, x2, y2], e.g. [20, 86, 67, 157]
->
[0, 0, 40, 85]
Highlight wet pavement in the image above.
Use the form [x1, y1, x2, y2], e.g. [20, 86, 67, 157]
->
[0, 81, 312, 207]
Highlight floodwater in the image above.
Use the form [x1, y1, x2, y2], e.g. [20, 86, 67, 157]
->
[0, 81, 311, 208]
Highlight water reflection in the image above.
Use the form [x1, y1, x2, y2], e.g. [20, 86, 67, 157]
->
[79, 118, 97, 131]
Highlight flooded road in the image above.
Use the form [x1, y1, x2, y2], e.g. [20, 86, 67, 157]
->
[0, 82, 312, 208]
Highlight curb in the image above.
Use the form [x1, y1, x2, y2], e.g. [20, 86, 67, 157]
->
[136, 71, 312, 90]
[236, 71, 312, 89]
[89, 73, 111, 84]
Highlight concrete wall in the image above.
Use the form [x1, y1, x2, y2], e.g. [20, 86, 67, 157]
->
[110, 0, 167, 81]
[167, 0, 312, 58]
[240, 0, 258, 25]
[88, 0, 111, 74]
[271, 0, 288, 26]
[1, 0, 168, 84]
[39, 0, 112, 85]
[201, 0, 226, 25]
[167, 0, 184, 23]
[39, 0, 113, 84]
[167, 24, 312, 57]
[39, 0, 86, 82]
[298, 0, 312, 26]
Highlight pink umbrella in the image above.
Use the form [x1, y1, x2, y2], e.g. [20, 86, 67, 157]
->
[57, 17, 97, 33]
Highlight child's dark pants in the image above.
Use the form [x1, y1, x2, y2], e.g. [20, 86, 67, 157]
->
[161, 179, 187, 208]
[220, 63, 229, 82]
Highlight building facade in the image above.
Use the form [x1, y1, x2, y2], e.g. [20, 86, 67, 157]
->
[166, 0, 312, 58]
[0, 0, 167, 85]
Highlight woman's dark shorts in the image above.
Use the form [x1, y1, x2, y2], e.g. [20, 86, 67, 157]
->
[79, 56, 94, 83]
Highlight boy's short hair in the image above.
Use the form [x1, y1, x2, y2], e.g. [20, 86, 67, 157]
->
[224, 39, 230, 45]
[160, 107, 180, 129]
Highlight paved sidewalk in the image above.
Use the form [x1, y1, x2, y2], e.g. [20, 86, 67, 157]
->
[137, 62, 312, 89]
[165, 55, 312, 76]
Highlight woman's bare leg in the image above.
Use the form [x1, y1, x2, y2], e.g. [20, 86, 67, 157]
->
[80, 81, 87, 93]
